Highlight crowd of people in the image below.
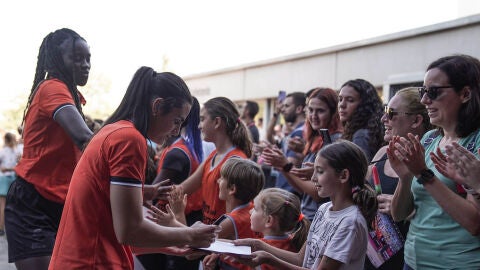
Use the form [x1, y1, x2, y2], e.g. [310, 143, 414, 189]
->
[1, 27, 480, 270]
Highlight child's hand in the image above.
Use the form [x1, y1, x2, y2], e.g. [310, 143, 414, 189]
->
[169, 186, 187, 216]
[233, 238, 265, 252]
[203, 253, 220, 270]
[146, 204, 176, 227]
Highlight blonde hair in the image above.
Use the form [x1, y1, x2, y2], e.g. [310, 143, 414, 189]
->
[255, 188, 310, 250]
[395, 87, 432, 132]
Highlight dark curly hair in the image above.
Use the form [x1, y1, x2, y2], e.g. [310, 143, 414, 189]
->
[340, 79, 384, 155]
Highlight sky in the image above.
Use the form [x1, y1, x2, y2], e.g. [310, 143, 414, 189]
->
[1, 0, 479, 117]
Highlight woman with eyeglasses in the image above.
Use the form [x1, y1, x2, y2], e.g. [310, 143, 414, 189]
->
[364, 87, 431, 270]
[389, 54, 480, 269]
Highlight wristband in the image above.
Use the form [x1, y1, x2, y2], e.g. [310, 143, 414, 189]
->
[462, 184, 480, 201]
[282, 162, 293, 173]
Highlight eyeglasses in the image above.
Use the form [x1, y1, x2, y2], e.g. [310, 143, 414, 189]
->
[418, 86, 452, 100]
[384, 106, 415, 120]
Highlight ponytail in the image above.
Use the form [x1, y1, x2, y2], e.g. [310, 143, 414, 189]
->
[204, 97, 252, 157]
[352, 185, 378, 229]
[231, 119, 252, 157]
[290, 214, 311, 251]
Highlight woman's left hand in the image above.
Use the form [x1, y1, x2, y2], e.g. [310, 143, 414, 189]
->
[290, 162, 314, 180]
[261, 146, 288, 169]
[287, 137, 305, 154]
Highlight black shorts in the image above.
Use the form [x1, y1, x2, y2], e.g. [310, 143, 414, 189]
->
[4, 176, 63, 263]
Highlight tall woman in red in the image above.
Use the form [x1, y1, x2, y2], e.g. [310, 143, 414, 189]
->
[5, 28, 93, 270]
[180, 97, 253, 225]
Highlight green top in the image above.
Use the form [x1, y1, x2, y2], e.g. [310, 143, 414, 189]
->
[404, 129, 480, 269]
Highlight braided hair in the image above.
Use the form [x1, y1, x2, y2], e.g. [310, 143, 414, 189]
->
[22, 28, 88, 126]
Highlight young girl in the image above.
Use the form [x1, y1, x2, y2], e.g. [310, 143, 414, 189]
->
[180, 97, 253, 225]
[49, 67, 218, 269]
[5, 28, 94, 270]
[203, 157, 265, 270]
[234, 140, 378, 270]
[251, 188, 311, 270]
[338, 79, 384, 162]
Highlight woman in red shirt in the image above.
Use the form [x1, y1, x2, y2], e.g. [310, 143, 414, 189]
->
[49, 67, 218, 270]
[5, 28, 94, 270]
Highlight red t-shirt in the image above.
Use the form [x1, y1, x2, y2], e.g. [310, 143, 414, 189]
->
[219, 203, 257, 270]
[50, 120, 146, 270]
[260, 235, 297, 270]
[201, 148, 247, 224]
[15, 79, 84, 203]
[156, 138, 203, 214]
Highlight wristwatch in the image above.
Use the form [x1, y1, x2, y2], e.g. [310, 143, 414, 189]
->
[283, 162, 294, 173]
[417, 169, 435, 185]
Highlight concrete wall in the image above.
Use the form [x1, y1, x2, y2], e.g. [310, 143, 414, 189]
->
[185, 14, 480, 104]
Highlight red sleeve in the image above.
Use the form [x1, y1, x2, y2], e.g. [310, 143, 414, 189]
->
[37, 79, 75, 117]
[104, 128, 147, 182]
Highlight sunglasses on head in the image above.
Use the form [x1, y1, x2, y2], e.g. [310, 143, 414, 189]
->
[418, 86, 452, 100]
[384, 106, 414, 120]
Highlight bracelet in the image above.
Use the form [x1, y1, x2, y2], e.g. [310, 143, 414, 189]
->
[462, 184, 479, 195]
[463, 184, 480, 201]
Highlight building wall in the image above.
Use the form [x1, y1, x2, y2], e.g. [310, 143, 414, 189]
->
[186, 14, 480, 104]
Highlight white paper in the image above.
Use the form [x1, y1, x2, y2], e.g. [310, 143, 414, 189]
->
[198, 240, 251, 256]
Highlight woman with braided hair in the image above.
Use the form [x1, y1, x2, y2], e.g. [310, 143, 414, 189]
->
[4, 28, 94, 270]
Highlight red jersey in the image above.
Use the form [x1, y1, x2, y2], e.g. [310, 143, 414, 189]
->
[15, 79, 85, 203]
[260, 235, 297, 270]
[156, 137, 203, 214]
[201, 148, 247, 224]
[50, 120, 146, 270]
[219, 203, 257, 270]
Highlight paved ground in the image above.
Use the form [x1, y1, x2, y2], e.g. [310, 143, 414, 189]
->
[0, 234, 16, 270]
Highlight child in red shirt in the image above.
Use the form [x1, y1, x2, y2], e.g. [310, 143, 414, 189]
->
[250, 188, 310, 270]
[203, 158, 265, 270]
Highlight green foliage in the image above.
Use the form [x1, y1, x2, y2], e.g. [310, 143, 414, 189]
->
[0, 72, 117, 132]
